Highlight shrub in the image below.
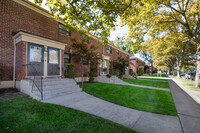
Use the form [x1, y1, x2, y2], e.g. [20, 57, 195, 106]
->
[89, 67, 96, 82]
[137, 70, 144, 76]
[110, 69, 120, 77]
[67, 64, 75, 78]
[129, 69, 133, 75]
[106, 74, 112, 78]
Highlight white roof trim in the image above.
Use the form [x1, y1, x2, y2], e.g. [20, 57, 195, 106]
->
[13, 32, 67, 50]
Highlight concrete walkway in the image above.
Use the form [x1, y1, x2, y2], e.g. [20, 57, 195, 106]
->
[43, 91, 182, 133]
[169, 80, 200, 133]
[116, 82, 170, 91]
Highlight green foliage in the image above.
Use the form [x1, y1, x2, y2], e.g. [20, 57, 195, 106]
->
[129, 69, 133, 75]
[89, 68, 96, 83]
[83, 83, 177, 116]
[113, 56, 129, 78]
[67, 64, 75, 78]
[109, 69, 120, 77]
[113, 37, 130, 53]
[0, 97, 135, 133]
[71, 39, 102, 80]
[137, 70, 144, 76]
[34, 0, 133, 44]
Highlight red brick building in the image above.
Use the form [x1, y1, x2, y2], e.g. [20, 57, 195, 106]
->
[0, 0, 129, 88]
[129, 57, 145, 74]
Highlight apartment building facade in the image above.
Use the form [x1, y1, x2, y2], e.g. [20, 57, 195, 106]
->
[0, 0, 130, 88]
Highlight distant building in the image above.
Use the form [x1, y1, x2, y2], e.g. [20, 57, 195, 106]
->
[129, 57, 145, 74]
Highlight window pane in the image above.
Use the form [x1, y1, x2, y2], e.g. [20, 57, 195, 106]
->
[49, 49, 58, 64]
[64, 53, 70, 63]
[64, 53, 69, 58]
[30, 45, 42, 62]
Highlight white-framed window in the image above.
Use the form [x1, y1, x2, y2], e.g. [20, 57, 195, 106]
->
[106, 45, 112, 54]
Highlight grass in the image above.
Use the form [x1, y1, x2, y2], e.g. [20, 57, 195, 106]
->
[174, 77, 200, 91]
[123, 79, 170, 88]
[198, 94, 200, 98]
[138, 78, 168, 81]
[139, 73, 167, 79]
[0, 97, 135, 133]
[83, 83, 177, 116]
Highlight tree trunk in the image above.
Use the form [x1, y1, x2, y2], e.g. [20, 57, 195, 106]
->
[177, 66, 181, 78]
[176, 57, 181, 78]
[195, 53, 200, 87]
[151, 61, 153, 74]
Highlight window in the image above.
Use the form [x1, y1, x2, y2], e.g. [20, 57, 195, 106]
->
[80, 57, 88, 65]
[49, 49, 59, 64]
[30, 45, 42, 62]
[58, 23, 71, 36]
[80, 34, 89, 43]
[116, 50, 119, 54]
[106, 45, 112, 54]
[64, 53, 71, 63]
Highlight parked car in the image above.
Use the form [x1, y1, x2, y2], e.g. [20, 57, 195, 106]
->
[185, 71, 191, 79]
[181, 72, 186, 77]
[191, 69, 196, 81]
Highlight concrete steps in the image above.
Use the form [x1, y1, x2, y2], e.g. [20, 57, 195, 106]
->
[20, 78, 82, 101]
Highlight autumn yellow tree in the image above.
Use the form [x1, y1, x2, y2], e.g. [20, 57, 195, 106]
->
[146, 32, 196, 77]
[121, 0, 199, 86]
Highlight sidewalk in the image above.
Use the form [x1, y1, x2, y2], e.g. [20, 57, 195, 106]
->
[169, 80, 200, 133]
[43, 91, 182, 133]
[172, 78, 200, 104]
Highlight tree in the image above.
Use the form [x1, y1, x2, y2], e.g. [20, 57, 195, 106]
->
[71, 38, 102, 83]
[121, 0, 199, 86]
[145, 32, 196, 78]
[34, 0, 133, 44]
[113, 37, 131, 53]
[113, 56, 129, 78]
[140, 53, 153, 74]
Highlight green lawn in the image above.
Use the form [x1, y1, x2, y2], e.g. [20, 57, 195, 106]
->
[138, 78, 168, 81]
[123, 79, 170, 88]
[175, 77, 200, 91]
[0, 97, 135, 133]
[83, 83, 177, 116]
[151, 73, 167, 77]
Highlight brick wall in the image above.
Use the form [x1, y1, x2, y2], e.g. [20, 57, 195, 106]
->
[0, 0, 129, 81]
[15, 41, 26, 81]
[130, 58, 145, 74]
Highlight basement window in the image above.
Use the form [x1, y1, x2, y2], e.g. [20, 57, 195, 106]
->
[58, 23, 71, 36]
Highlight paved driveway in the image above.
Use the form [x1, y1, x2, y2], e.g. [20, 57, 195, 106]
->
[169, 80, 200, 133]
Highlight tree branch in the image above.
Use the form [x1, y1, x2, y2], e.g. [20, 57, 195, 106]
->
[103, 0, 133, 13]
